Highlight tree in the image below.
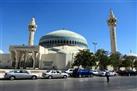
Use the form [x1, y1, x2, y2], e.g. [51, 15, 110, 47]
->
[121, 55, 132, 70]
[109, 52, 122, 71]
[134, 59, 137, 71]
[126, 56, 137, 70]
[73, 49, 96, 68]
[95, 49, 109, 70]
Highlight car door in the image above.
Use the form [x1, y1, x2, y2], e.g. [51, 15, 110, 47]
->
[18, 70, 26, 78]
[52, 70, 58, 78]
[22, 70, 31, 78]
[56, 70, 62, 78]
[14, 70, 23, 79]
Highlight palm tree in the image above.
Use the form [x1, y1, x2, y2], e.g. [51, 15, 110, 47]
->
[134, 59, 137, 71]
[109, 52, 122, 71]
[95, 49, 109, 70]
[121, 55, 132, 70]
[128, 56, 136, 70]
[73, 49, 96, 69]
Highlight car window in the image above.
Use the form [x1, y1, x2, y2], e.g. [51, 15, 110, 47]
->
[57, 71, 60, 73]
[46, 70, 50, 73]
[22, 70, 29, 73]
[14, 71, 19, 73]
[9, 71, 14, 73]
[20, 70, 23, 73]
[52, 70, 57, 73]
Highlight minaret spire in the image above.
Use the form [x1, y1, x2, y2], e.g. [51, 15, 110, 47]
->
[28, 17, 37, 46]
[109, 9, 115, 18]
[107, 9, 117, 54]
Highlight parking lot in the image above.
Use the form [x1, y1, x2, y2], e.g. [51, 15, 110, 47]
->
[0, 76, 137, 91]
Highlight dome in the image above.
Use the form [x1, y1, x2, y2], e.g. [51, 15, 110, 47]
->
[39, 29, 88, 48]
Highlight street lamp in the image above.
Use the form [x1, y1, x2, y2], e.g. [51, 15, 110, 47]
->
[92, 42, 97, 53]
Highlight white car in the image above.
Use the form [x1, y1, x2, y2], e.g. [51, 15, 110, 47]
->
[65, 69, 73, 75]
[42, 70, 69, 79]
[91, 70, 100, 76]
[99, 70, 117, 76]
[109, 71, 117, 76]
[4, 70, 37, 80]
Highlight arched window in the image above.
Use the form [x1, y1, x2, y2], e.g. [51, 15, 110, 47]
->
[52, 40, 54, 44]
[72, 41, 74, 44]
[49, 40, 52, 44]
[63, 40, 65, 44]
[58, 40, 60, 44]
[60, 40, 63, 44]
[69, 41, 71, 44]
[55, 40, 57, 44]
[66, 40, 68, 44]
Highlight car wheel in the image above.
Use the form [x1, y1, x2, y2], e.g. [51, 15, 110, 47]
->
[32, 76, 37, 80]
[9, 76, 15, 80]
[48, 76, 53, 79]
[63, 75, 67, 79]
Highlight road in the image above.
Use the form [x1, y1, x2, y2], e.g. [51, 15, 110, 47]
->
[0, 76, 137, 91]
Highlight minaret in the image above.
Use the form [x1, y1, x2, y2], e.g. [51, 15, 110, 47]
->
[28, 17, 37, 46]
[107, 9, 117, 54]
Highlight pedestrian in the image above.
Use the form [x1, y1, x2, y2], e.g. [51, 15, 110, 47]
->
[105, 71, 110, 83]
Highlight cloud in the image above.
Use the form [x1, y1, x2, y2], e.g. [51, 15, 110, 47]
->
[0, 50, 4, 54]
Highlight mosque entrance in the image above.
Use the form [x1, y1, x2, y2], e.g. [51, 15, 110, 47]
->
[9, 45, 39, 69]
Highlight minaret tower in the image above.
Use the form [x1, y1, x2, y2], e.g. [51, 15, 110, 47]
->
[107, 9, 117, 54]
[28, 17, 37, 46]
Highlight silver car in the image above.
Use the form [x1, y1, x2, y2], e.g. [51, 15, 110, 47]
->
[4, 70, 37, 80]
[42, 70, 69, 79]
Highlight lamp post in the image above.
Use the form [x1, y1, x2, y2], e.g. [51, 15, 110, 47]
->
[92, 42, 97, 53]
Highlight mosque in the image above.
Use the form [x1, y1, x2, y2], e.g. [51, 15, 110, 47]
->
[0, 17, 88, 69]
[2, 10, 134, 70]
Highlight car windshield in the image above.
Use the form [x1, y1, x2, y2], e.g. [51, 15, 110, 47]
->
[46, 70, 50, 73]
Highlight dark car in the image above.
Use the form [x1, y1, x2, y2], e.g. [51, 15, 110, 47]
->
[72, 68, 92, 77]
[117, 70, 137, 76]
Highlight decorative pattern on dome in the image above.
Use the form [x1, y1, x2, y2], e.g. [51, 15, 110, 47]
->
[39, 29, 88, 48]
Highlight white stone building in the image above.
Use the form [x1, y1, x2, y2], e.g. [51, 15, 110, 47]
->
[38, 30, 88, 69]
[0, 18, 88, 69]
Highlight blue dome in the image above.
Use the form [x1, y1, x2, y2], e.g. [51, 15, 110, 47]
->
[39, 29, 88, 48]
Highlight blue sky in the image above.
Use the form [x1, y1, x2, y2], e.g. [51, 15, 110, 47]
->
[0, 0, 136, 54]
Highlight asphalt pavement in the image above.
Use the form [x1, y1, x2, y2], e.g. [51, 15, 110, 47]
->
[0, 76, 137, 91]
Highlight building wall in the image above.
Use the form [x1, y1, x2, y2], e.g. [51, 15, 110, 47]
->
[40, 53, 66, 69]
[39, 45, 84, 69]
[54, 53, 66, 69]
[0, 54, 11, 68]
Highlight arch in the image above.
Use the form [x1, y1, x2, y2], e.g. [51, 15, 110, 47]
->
[69, 40, 71, 44]
[55, 40, 57, 44]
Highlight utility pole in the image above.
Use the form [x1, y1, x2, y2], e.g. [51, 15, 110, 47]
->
[92, 42, 97, 53]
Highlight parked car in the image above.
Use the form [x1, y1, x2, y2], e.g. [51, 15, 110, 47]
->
[65, 69, 74, 76]
[98, 71, 106, 76]
[42, 70, 69, 79]
[72, 68, 92, 77]
[90, 70, 100, 76]
[4, 70, 37, 80]
[99, 70, 117, 77]
[117, 70, 137, 76]
[109, 71, 117, 76]
[91, 70, 117, 77]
